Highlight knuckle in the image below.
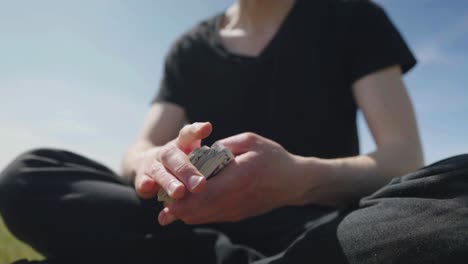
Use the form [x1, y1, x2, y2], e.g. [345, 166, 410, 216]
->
[164, 178, 177, 190]
[179, 124, 193, 138]
[159, 146, 176, 164]
[241, 132, 258, 146]
[147, 163, 166, 181]
[178, 125, 187, 137]
[173, 162, 192, 176]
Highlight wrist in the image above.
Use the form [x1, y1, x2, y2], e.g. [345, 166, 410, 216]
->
[120, 152, 143, 184]
[288, 156, 338, 207]
[121, 143, 158, 183]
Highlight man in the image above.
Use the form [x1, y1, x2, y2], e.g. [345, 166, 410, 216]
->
[1, 0, 468, 263]
[124, 0, 424, 225]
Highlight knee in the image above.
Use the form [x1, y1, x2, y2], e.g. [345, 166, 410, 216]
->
[0, 148, 61, 205]
[404, 154, 468, 192]
[0, 148, 67, 234]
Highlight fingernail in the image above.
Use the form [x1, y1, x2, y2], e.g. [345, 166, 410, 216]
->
[158, 212, 165, 225]
[188, 175, 203, 191]
[167, 181, 180, 195]
[194, 122, 204, 130]
[159, 210, 176, 226]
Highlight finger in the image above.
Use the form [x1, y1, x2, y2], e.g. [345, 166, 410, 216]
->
[166, 187, 232, 225]
[177, 192, 247, 225]
[176, 122, 213, 153]
[168, 157, 248, 224]
[158, 207, 178, 226]
[145, 162, 185, 200]
[164, 182, 218, 225]
[160, 146, 206, 193]
[216, 132, 258, 155]
[134, 173, 158, 199]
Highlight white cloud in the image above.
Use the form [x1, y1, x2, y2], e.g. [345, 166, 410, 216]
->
[420, 129, 468, 165]
[45, 119, 98, 136]
[0, 114, 130, 173]
[0, 119, 62, 169]
[0, 78, 148, 173]
[415, 13, 468, 65]
[415, 44, 450, 65]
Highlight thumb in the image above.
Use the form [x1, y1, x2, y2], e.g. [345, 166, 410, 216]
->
[176, 122, 213, 153]
[217, 132, 258, 155]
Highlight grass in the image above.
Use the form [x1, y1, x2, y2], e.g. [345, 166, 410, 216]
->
[0, 215, 43, 264]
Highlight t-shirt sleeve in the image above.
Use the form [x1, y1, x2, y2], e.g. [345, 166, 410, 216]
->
[343, 1, 417, 84]
[152, 39, 190, 108]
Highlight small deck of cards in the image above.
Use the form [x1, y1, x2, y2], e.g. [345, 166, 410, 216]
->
[157, 142, 234, 204]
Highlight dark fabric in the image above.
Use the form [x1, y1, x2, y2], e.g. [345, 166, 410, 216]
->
[338, 154, 468, 264]
[1, 149, 468, 264]
[0, 149, 345, 264]
[153, 0, 416, 160]
[340, 0, 417, 84]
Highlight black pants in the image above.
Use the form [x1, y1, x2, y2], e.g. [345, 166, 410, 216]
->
[1, 148, 468, 264]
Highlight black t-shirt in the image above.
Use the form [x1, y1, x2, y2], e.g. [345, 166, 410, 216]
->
[154, 0, 416, 159]
[153, 0, 417, 251]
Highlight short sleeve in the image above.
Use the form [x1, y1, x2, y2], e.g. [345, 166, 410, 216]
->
[343, 1, 417, 84]
[152, 39, 190, 108]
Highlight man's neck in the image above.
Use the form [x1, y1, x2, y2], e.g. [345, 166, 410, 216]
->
[224, 0, 296, 31]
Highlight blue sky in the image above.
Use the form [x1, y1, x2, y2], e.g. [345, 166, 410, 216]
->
[0, 0, 467, 171]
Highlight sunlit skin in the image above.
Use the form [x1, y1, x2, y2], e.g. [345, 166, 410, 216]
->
[121, 0, 423, 226]
[133, 123, 212, 201]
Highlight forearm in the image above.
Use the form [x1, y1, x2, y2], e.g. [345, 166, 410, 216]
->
[120, 103, 187, 183]
[295, 139, 424, 207]
[121, 137, 181, 184]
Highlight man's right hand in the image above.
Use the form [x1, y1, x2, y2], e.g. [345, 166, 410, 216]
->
[133, 122, 213, 199]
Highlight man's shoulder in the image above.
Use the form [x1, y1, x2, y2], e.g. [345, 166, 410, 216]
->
[329, 0, 385, 18]
[307, 0, 387, 35]
[294, 0, 384, 29]
[167, 15, 219, 61]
